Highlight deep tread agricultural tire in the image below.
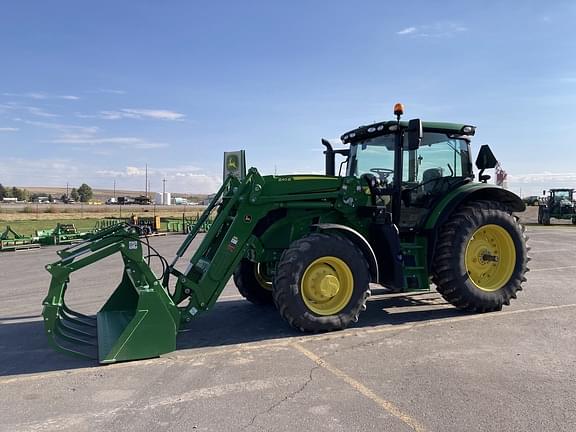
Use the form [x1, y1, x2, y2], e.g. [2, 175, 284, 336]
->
[537, 207, 543, 225]
[542, 210, 551, 225]
[273, 233, 371, 332]
[233, 259, 273, 305]
[432, 200, 529, 313]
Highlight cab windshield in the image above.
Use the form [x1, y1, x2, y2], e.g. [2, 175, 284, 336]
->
[348, 132, 472, 184]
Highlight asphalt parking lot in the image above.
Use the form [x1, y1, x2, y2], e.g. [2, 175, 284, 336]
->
[1, 224, 575, 432]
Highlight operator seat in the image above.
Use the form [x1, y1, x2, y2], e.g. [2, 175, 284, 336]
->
[422, 167, 443, 194]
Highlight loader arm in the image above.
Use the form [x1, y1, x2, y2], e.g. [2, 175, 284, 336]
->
[42, 168, 342, 363]
[168, 168, 340, 323]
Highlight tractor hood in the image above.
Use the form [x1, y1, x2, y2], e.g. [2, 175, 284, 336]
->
[261, 174, 342, 195]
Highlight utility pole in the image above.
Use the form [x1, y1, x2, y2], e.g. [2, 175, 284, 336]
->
[145, 164, 148, 198]
[113, 179, 116, 199]
[66, 182, 69, 199]
[162, 178, 167, 205]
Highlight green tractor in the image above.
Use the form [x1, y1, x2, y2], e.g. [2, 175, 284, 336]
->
[538, 188, 576, 225]
[42, 104, 529, 363]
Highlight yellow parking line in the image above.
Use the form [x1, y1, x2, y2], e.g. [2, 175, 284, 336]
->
[291, 342, 426, 432]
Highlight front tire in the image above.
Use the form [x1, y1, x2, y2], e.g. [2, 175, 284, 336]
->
[233, 259, 274, 305]
[432, 201, 529, 312]
[273, 233, 371, 332]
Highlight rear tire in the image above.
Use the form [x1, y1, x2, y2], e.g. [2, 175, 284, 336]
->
[537, 206, 543, 224]
[233, 259, 273, 305]
[432, 200, 528, 312]
[273, 233, 370, 332]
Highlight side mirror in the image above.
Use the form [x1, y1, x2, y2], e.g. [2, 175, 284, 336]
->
[475, 145, 498, 170]
[407, 119, 422, 151]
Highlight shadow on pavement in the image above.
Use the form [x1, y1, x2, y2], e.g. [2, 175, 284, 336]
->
[0, 293, 464, 378]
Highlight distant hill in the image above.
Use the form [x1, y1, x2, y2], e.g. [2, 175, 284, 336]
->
[20, 186, 208, 203]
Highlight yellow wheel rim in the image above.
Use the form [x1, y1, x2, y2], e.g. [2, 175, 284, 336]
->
[254, 263, 273, 291]
[300, 256, 354, 315]
[465, 224, 516, 292]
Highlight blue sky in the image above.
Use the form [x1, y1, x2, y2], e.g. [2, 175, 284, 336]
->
[0, 0, 575, 195]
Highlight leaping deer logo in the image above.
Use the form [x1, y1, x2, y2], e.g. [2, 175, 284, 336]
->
[227, 156, 238, 170]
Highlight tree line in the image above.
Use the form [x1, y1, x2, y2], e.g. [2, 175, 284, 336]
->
[0, 183, 94, 203]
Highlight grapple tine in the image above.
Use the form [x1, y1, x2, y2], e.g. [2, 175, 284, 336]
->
[61, 303, 96, 321]
[48, 335, 98, 360]
[57, 315, 97, 338]
[55, 322, 98, 346]
[59, 307, 97, 328]
[43, 226, 181, 364]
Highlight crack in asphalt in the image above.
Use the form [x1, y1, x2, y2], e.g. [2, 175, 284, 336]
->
[241, 363, 320, 431]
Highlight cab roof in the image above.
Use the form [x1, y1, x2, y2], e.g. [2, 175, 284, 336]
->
[340, 120, 476, 144]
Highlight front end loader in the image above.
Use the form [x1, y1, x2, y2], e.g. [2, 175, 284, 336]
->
[43, 104, 529, 363]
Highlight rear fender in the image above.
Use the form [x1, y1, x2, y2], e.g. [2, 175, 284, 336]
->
[424, 184, 525, 270]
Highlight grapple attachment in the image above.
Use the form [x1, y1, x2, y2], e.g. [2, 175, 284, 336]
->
[42, 225, 181, 363]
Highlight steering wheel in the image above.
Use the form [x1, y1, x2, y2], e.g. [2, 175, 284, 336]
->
[370, 168, 394, 181]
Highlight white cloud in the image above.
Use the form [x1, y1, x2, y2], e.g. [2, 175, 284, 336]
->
[397, 27, 417, 35]
[95, 165, 221, 193]
[93, 108, 186, 121]
[94, 88, 126, 95]
[396, 22, 467, 38]
[98, 110, 137, 120]
[123, 109, 185, 121]
[0, 158, 220, 194]
[26, 106, 59, 117]
[51, 135, 168, 149]
[0, 127, 18, 132]
[15, 118, 99, 135]
[2, 92, 80, 100]
[1, 102, 60, 118]
[503, 171, 576, 196]
[508, 172, 576, 184]
[0, 157, 82, 186]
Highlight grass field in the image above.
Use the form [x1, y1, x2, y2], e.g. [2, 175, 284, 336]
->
[0, 207, 204, 236]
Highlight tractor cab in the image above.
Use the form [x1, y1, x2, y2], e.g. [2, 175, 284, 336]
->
[538, 188, 576, 224]
[547, 189, 574, 208]
[324, 104, 484, 229]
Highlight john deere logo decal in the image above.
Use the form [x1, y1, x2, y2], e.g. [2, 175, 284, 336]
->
[223, 150, 245, 180]
[227, 155, 239, 171]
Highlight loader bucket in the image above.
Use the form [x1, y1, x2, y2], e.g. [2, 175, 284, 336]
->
[42, 226, 181, 363]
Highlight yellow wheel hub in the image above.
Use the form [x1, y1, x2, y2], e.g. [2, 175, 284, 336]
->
[465, 224, 516, 292]
[300, 256, 354, 315]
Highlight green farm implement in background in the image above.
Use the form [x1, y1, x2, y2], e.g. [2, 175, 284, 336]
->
[165, 214, 214, 233]
[37, 223, 91, 246]
[0, 226, 40, 251]
[42, 104, 530, 364]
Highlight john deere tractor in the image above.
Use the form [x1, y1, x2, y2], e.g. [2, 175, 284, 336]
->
[42, 104, 529, 363]
[538, 188, 576, 225]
